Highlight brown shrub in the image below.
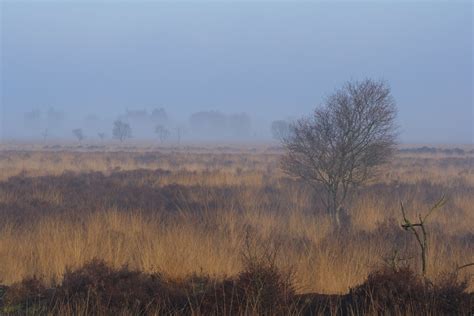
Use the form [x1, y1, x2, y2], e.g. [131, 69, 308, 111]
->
[178, 261, 296, 314]
[349, 266, 474, 315]
[3, 277, 47, 306]
[2, 261, 473, 315]
[233, 262, 295, 314]
[350, 266, 427, 312]
[56, 259, 186, 314]
[432, 272, 473, 315]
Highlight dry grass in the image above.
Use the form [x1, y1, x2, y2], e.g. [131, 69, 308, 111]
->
[0, 143, 472, 298]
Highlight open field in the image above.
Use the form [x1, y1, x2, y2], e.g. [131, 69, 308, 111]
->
[0, 144, 472, 314]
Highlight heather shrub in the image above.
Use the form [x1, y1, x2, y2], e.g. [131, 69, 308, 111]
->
[3, 277, 47, 307]
[432, 272, 473, 315]
[350, 266, 427, 312]
[56, 259, 186, 314]
[350, 266, 474, 315]
[1, 261, 472, 315]
[233, 261, 295, 314]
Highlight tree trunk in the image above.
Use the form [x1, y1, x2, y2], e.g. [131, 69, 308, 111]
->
[334, 208, 342, 228]
[327, 187, 342, 228]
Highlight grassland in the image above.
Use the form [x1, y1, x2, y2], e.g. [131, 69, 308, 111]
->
[0, 143, 472, 314]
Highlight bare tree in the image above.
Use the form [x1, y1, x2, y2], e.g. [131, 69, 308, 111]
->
[175, 127, 184, 146]
[98, 132, 106, 140]
[400, 196, 446, 276]
[72, 128, 84, 142]
[112, 120, 132, 142]
[41, 128, 48, 141]
[281, 79, 397, 227]
[155, 125, 170, 143]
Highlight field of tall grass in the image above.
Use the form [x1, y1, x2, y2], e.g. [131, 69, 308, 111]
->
[0, 144, 472, 314]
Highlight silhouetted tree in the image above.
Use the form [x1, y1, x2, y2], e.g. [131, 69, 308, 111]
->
[98, 132, 106, 140]
[41, 128, 48, 141]
[72, 128, 84, 142]
[112, 120, 132, 142]
[155, 125, 170, 143]
[271, 120, 291, 140]
[281, 79, 398, 227]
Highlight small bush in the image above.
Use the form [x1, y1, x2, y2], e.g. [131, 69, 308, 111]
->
[3, 277, 47, 307]
[183, 261, 296, 314]
[433, 272, 473, 315]
[234, 262, 295, 314]
[350, 266, 426, 312]
[56, 259, 187, 313]
[2, 261, 472, 315]
[349, 266, 474, 315]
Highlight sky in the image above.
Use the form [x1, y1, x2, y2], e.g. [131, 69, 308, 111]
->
[0, 0, 472, 143]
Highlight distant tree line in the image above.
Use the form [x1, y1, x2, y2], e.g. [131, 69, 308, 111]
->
[22, 106, 306, 142]
[398, 146, 471, 155]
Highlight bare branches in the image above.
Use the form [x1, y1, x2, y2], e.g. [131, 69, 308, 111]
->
[72, 128, 84, 142]
[155, 125, 170, 143]
[113, 120, 132, 142]
[281, 79, 398, 226]
[400, 195, 447, 276]
[455, 262, 474, 272]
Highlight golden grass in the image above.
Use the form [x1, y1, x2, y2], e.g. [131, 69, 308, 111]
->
[0, 144, 472, 295]
[1, 207, 471, 294]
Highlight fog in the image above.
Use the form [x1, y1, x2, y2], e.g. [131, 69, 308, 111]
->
[1, 1, 472, 143]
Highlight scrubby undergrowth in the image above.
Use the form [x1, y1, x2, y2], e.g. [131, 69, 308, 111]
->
[1, 260, 472, 315]
[0, 148, 473, 314]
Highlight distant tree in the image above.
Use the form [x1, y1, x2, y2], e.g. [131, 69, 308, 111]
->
[41, 128, 48, 141]
[98, 132, 106, 140]
[155, 125, 170, 143]
[271, 120, 291, 140]
[281, 79, 398, 227]
[72, 128, 84, 142]
[112, 120, 132, 142]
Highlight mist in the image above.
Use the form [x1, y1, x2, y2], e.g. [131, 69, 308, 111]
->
[1, 1, 472, 143]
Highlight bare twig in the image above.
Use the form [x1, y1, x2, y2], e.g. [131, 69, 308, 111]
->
[400, 195, 447, 277]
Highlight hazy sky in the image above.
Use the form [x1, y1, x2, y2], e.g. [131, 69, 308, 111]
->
[1, 1, 472, 143]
